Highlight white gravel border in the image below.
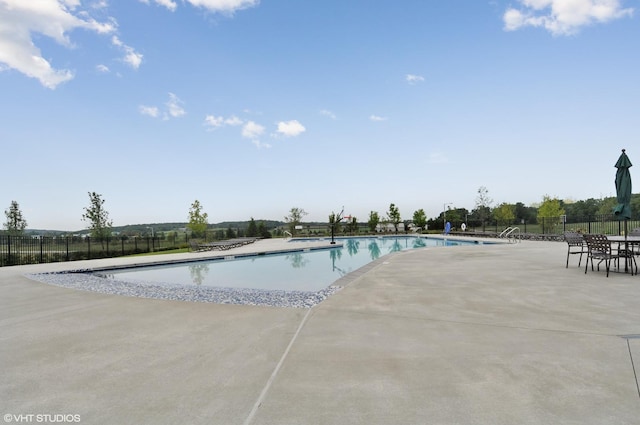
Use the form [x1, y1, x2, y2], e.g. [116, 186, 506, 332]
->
[27, 271, 342, 309]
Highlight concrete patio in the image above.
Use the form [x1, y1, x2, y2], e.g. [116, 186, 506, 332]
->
[1, 238, 639, 424]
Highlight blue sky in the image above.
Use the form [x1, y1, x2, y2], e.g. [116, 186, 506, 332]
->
[1, 0, 638, 230]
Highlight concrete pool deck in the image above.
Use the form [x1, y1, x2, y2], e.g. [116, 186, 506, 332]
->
[2, 237, 640, 424]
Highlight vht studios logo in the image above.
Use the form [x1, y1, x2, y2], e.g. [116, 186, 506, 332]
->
[3, 414, 81, 423]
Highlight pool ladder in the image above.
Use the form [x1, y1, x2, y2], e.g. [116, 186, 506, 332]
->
[499, 227, 521, 243]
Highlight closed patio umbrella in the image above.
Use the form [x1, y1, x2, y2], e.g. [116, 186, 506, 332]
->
[613, 149, 632, 221]
[613, 149, 632, 272]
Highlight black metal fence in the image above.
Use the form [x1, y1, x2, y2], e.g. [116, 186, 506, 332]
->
[447, 214, 640, 236]
[3, 215, 639, 267]
[0, 235, 186, 267]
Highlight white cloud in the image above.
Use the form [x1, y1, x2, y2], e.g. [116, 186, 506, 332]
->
[203, 114, 243, 130]
[0, 0, 117, 89]
[123, 50, 143, 69]
[112, 36, 143, 69]
[185, 0, 260, 14]
[406, 74, 425, 84]
[165, 92, 186, 119]
[242, 121, 269, 148]
[139, 105, 160, 118]
[276, 120, 306, 137]
[204, 115, 225, 129]
[139, 0, 178, 12]
[225, 115, 243, 126]
[320, 109, 337, 120]
[140, 93, 185, 119]
[369, 115, 388, 122]
[140, 0, 259, 14]
[242, 121, 265, 139]
[93, 0, 109, 9]
[96, 64, 110, 73]
[503, 0, 634, 35]
[2, 0, 258, 89]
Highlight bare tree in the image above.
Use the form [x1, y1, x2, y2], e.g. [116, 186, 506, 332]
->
[474, 186, 493, 231]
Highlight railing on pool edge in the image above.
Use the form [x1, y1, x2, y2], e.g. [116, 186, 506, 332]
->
[499, 227, 522, 243]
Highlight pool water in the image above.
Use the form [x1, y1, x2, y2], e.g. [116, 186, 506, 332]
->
[97, 236, 474, 292]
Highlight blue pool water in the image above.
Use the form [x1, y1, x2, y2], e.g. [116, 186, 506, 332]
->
[97, 236, 477, 292]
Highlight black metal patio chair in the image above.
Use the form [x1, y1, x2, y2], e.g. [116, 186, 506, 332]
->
[564, 231, 587, 268]
[583, 234, 631, 277]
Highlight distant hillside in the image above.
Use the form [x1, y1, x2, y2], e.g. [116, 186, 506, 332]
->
[25, 219, 291, 235]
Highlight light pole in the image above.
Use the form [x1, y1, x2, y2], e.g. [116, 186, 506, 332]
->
[443, 203, 452, 233]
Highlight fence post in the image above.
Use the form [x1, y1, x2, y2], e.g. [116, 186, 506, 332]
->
[40, 237, 44, 263]
[66, 237, 69, 261]
[87, 237, 91, 260]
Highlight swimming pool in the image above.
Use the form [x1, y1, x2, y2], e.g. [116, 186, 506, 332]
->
[97, 236, 474, 292]
[30, 236, 485, 308]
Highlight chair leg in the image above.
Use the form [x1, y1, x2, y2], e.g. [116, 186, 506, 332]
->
[586, 256, 597, 274]
[585, 256, 589, 274]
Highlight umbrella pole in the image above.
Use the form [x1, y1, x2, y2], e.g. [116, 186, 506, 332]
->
[625, 220, 629, 273]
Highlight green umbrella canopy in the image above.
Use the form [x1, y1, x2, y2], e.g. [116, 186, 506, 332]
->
[613, 149, 632, 220]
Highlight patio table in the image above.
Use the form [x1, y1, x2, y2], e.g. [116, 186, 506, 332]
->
[606, 235, 640, 274]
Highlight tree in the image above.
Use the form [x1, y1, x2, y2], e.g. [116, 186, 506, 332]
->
[445, 207, 464, 226]
[368, 211, 380, 233]
[4, 200, 27, 236]
[82, 192, 113, 240]
[474, 186, 493, 231]
[564, 198, 601, 220]
[387, 203, 401, 233]
[257, 221, 272, 238]
[187, 200, 208, 238]
[493, 203, 515, 227]
[246, 218, 258, 237]
[537, 195, 565, 233]
[631, 194, 640, 220]
[284, 207, 307, 235]
[514, 202, 537, 225]
[597, 197, 617, 216]
[412, 209, 427, 230]
[345, 216, 358, 234]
